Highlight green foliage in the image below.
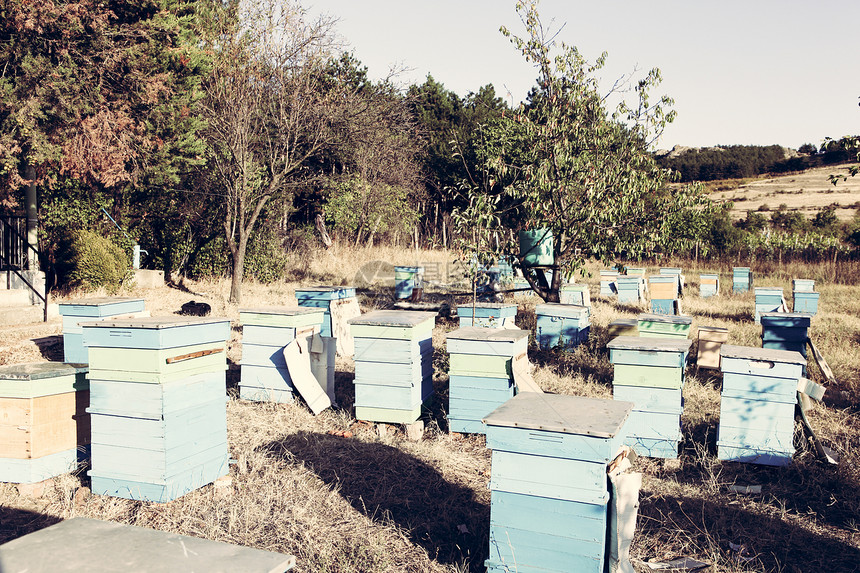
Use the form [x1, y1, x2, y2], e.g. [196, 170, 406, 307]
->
[738, 211, 769, 232]
[324, 176, 420, 244]
[63, 230, 130, 292]
[812, 206, 840, 235]
[770, 205, 810, 234]
[656, 145, 790, 182]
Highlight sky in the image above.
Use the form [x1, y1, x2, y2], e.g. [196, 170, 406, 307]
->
[305, 0, 860, 150]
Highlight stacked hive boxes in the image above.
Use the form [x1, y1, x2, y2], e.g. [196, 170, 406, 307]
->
[599, 269, 618, 296]
[483, 393, 633, 573]
[607, 336, 691, 458]
[637, 313, 692, 340]
[59, 298, 146, 364]
[732, 267, 753, 293]
[239, 307, 326, 403]
[699, 273, 720, 298]
[457, 302, 517, 328]
[659, 267, 684, 296]
[393, 267, 423, 299]
[648, 275, 680, 315]
[445, 327, 528, 434]
[0, 363, 89, 483]
[83, 317, 231, 502]
[792, 279, 819, 314]
[560, 283, 591, 309]
[349, 311, 435, 424]
[697, 326, 729, 370]
[295, 286, 356, 338]
[534, 303, 590, 350]
[718, 345, 804, 466]
[616, 276, 644, 304]
[754, 287, 785, 323]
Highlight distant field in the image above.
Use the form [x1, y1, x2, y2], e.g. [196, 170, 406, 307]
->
[706, 163, 860, 221]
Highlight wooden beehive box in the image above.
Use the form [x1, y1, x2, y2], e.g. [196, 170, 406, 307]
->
[349, 310, 435, 424]
[607, 319, 639, 340]
[456, 302, 518, 328]
[59, 297, 147, 364]
[393, 266, 423, 299]
[793, 291, 819, 314]
[599, 270, 618, 296]
[697, 325, 729, 370]
[294, 286, 357, 338]
[82, 317, 230, 502]
[446, 327, 528, 434]
[560, 284, 591, 308]
[483, 393, 633, 573]
[718, 344, 805, 466]
[649, 274, 678, 301]
[637, 313, 692, 340]
[0, 363, 89, 483]
[754, 287, 785, 323]
[238, 307, 325, 403]
[699, 273, 720, 298]
[534, 303, 590, 350]
[607, 336, 691, 458]
[616, 276, 644, 304]
[0, 517, 297, 573]
[760, 312, 811, 360]
[732, 267, 753, 292]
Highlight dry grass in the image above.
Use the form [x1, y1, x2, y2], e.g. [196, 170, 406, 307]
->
[1, 248, 859, 572]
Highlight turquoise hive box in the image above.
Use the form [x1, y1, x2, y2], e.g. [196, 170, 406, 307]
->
[599, 269, 618, 296]
[393, 266, 423, 299]
[82, 316, 231, 502]
[616, 276, 644, 304]
[699, 273, 720, 298]
[59, 297, 146, 364]
[534, 303, 590, 350]
[239, 306, 326, 403]
[718, 344, 805, 466]
[294, 286, 356, 339]
[607, 335, 691, 458]
[483, 393, 633, 573]
[349, 310, 436, 424]
[754, 287, 785, 323]
[445, 327, 528, 434]
[792, 280, 818, 314]
[559, 283, 591, 309]
[732, 267, 753, 293]
[457, 302, 517, 328]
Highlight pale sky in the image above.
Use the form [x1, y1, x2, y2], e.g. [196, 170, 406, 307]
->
[306, 0, 860, 150]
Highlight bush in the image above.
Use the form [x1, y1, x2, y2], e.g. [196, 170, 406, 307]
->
[64, 230, 130, 291]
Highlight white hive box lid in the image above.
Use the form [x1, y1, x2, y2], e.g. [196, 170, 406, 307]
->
[607, 335, 692, 352]
[483, 393, 633, 438]
[348, 310, 435, 327]
[720, 344, 806, 365]
[240, 306, 325, 316]
[638, 313, 692, 325]
[0, 362, 87, 381]
[446, 327, 529, 343]
[80, 316, 230, 329]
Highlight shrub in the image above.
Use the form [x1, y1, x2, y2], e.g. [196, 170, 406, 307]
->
[64, 230, 130, 291]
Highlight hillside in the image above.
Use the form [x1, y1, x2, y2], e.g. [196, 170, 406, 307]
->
[706, 163, 860, 221]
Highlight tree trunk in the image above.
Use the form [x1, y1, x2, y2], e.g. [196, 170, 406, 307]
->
[229, 238, 247, 305]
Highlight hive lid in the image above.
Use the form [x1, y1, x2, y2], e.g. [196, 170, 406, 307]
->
[534, 302, 589, 313]
[483, 393, 633, 438]
[638, 313, 693, 325]
[609, 318, 639, 327]
[697, 325, 728, 334]
[754, 287, 784, 293]
[59, 297, 144, 307]
[607, 335, 692, 352]
[446, 327, 529, 343]
[720, 344, 807, 365]
[760, 312, 812, 327]
[240, 306, 325, 316]
[348, 310, 435, 327]
[455, 302, 517, 309]
[294, 285, 355, 292]
[80, 316, 230, 329]
[0, 362, 87, 380]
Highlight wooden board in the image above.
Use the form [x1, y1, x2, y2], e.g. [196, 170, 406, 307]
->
[283, 337, 331, 415]
[88, 342, 226, 376]
[0, 447, 81, 483]
[0, 517, 295, 572]
[489, 450, 609, 505]
[613, 364, 684, 390]
[0, 391, 89, 459]
[448, 375, 512, 391]
[0, 364, 88, 399]
[89, 373, 225, 420]
[448, 353, 511, 378]
[81, 318, 231, 350]
[59, 298, 146, 318]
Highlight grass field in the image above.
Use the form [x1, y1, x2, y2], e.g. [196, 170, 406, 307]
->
[1, 246, 858, 572]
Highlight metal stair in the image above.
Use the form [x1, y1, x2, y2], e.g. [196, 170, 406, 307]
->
[1, 215, 49, 323]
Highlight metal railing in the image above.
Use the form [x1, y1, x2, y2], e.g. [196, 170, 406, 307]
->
[0, 216, 48, 321]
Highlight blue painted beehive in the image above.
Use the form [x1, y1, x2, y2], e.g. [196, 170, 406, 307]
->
[754, 287, 786, 323]
[239, 307, 326, 403]
[616, 276, 644, 304]
[699, 273, 720, 298]
[82, 316, 231, 502]
[718, 345, 805, 466]
[445, 327, 528, 434]
[760, 312, 811, 365]
[349, 310, 435, 424]
[457, 302, 518, 328]
[294, 286, 357, 340]
[732, 267, 753, 293]
[792, 279, 819, 314]
[0, 363, 89, 484]
[393, 266, 423, 299]
[648, 275, 679, 315]
[607, 336, 691, 458]
[534, 303, 590, 350]
[59, 297, 147, 364]
[599, 270, 618, 296]
[659, 267, 684, 297]
[483, 393, 633, 573]
[559, 284, 591, 309]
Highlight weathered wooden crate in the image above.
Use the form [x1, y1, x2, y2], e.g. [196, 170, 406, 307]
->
[607, 319, 638, 340]
[599, 269, 618, 296]
[792, 291, 819, 314]
[637, 313, 692, 339]
[456, 302, 517, 328]
[697, 325, 728, 370]
[754, 287, 785, 323]
[616, 276, 644, 304]
[59, 297, 147, 363]
[0, 517, 297, 573]
[295, 286, 357, 338]
[699, 273, 720, 298]
[534, 303, 590, 350]
[732, 267, 753, 293]
[559, 284, 591, 308]
[483, 393, 632, 573]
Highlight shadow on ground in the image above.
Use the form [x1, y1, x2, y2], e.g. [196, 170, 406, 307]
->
[0, 506, 62, 545]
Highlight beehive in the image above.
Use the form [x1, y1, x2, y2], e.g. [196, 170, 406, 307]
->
[754, 287, 786, 323]
[637, 313, 691, 340]
[732, 267, 753, 293]
[83, 317, 231, 502]
[59, 297, 147, 364]
[616, 276, 644, 304]
[599, 270, 618, 296]
[718, 345, 805, 466]
[534, 303, 590, 350]
[446, 327, 528, 434]
[349, 310, 435, 424]
[607, 319, 639, 340]
[697, 326, 729, 370]
[760, 312, 810, 365]
[607, 336, 691, 458]
[239, 307, 326, 403]
[457, 302, 517, 328]
[0, 363, 89, 483]
[792, 280, 818, 314]
[559, 283, 591, 309]
[659, 267, 684, 296]
[393, 266, 423, 299]
[699, 273, 720, 298]
[648, 275, 679, 315]
[512, 277, 535, 298]
[294, 285, 357, 339]
[483, 393, 633, 573]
